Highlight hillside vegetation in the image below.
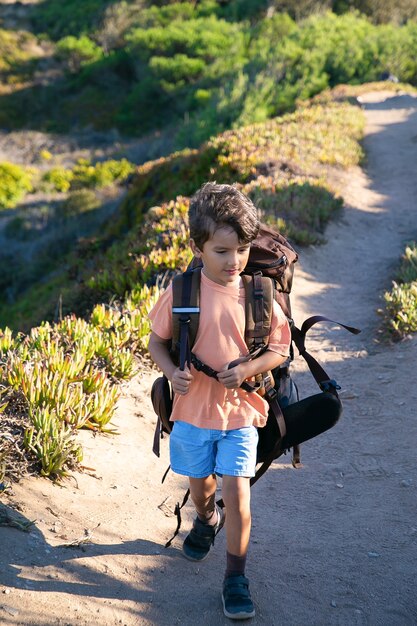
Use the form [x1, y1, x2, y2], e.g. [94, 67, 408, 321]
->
[2, 95, 367, 331]
[1, 2, 417, 145]
[2, 2, 417, 326]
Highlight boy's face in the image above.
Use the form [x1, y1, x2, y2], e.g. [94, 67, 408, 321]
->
[190, 226, 251, 287]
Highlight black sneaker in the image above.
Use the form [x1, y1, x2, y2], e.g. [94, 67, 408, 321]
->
[182, 505, 225, 561]
[222, 574, 255, 620]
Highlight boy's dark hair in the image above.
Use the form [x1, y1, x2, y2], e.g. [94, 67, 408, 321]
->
[189, 182, 260, 249]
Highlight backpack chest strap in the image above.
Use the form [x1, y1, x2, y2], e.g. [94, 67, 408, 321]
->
[191, 351, 267, 393]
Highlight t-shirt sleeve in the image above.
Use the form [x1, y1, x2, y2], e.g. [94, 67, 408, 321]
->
[148, 284, 173, 340]
[268, 300, 291, 357]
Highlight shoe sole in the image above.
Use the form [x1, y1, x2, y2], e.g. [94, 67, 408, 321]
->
[222, 594, 256, 620]
[182, 545, 211, 561]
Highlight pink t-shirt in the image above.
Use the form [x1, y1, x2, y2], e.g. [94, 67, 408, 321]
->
[149, 272, 291, 430]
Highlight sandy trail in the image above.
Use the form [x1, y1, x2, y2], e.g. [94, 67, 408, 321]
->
[1, 91, 417, 626]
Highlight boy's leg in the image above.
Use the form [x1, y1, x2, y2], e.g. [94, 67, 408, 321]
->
[189, 475, 218, 524]
[169, 422, 224, 560]
[221, 476, 255, 620]
[221, 475, 251, 557]
[183, 475, 224, 561]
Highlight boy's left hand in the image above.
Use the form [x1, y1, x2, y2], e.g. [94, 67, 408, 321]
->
[217, 361, 250, 389]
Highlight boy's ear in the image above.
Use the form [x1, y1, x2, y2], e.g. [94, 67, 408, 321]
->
[190, 239, 202, 258]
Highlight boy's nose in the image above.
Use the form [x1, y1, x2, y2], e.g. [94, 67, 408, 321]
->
[227, 252, 240, 266]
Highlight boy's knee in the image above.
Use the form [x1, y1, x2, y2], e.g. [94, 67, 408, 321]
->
[189, 475, 217, 501]
[222, 476, 251, 507]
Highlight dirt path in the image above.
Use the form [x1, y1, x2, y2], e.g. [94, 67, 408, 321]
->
[1, 91, 417, 626]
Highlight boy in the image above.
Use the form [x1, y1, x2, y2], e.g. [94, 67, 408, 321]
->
[148, 182, 291, 620]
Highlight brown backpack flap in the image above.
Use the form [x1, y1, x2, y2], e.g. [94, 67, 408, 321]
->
[245, 223, 298, 294]
[151, 375, 173, 457]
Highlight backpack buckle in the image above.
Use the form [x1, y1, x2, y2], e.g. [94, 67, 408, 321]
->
[173, 306, 200, 314]
[265, 385, 277, 401]
[319, 379, 341, 392]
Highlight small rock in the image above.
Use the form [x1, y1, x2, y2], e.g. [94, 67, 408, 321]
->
[1, 605, 19, 617]
[400, 479, 412, 488]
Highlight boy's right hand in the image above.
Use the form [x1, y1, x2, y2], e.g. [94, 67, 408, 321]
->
[171, 366, 193, 395]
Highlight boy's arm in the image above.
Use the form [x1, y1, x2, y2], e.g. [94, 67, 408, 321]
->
[148, 331, 193, 395]
[217, 349, 287, 390]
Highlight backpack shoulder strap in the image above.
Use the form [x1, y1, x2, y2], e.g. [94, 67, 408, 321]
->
[172, 267, 201, 369]
[241, 272, 274, 354]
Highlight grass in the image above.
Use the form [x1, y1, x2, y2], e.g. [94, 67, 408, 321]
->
[379, 242, 417, 340]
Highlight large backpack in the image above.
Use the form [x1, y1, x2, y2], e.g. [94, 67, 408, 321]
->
[151, 223, 360, 544]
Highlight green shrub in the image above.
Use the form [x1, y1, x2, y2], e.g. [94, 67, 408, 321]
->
[396, 242, 417, 284]
[41, 159, 135, 194]
[121, 14, 248, 132]
[0, 162, 34, 209]
[71, 158, 135, 189]
[374, 22, 417, 84]
[381, 243, 417, 340]
[24, 407, 83, 478]
[42, 167, 74, 193]
[149, 54, 206, 87]
[383, 282, 417, 339]
[56, 35, 104, 72]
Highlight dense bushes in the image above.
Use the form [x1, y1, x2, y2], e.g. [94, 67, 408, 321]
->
[2, 6, 417, 140]
[0, 162, 33, 209]
[78, 10, 417, 142]
[119, 13, 247, 133]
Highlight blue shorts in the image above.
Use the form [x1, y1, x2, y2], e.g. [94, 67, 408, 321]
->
[169, 421, 259, 479]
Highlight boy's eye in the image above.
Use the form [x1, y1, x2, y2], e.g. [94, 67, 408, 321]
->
[214, 247, 249, 254]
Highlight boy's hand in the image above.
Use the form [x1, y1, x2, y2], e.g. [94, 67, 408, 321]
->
[217, 362, 250, 389]
[171, 366, 193, 395]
